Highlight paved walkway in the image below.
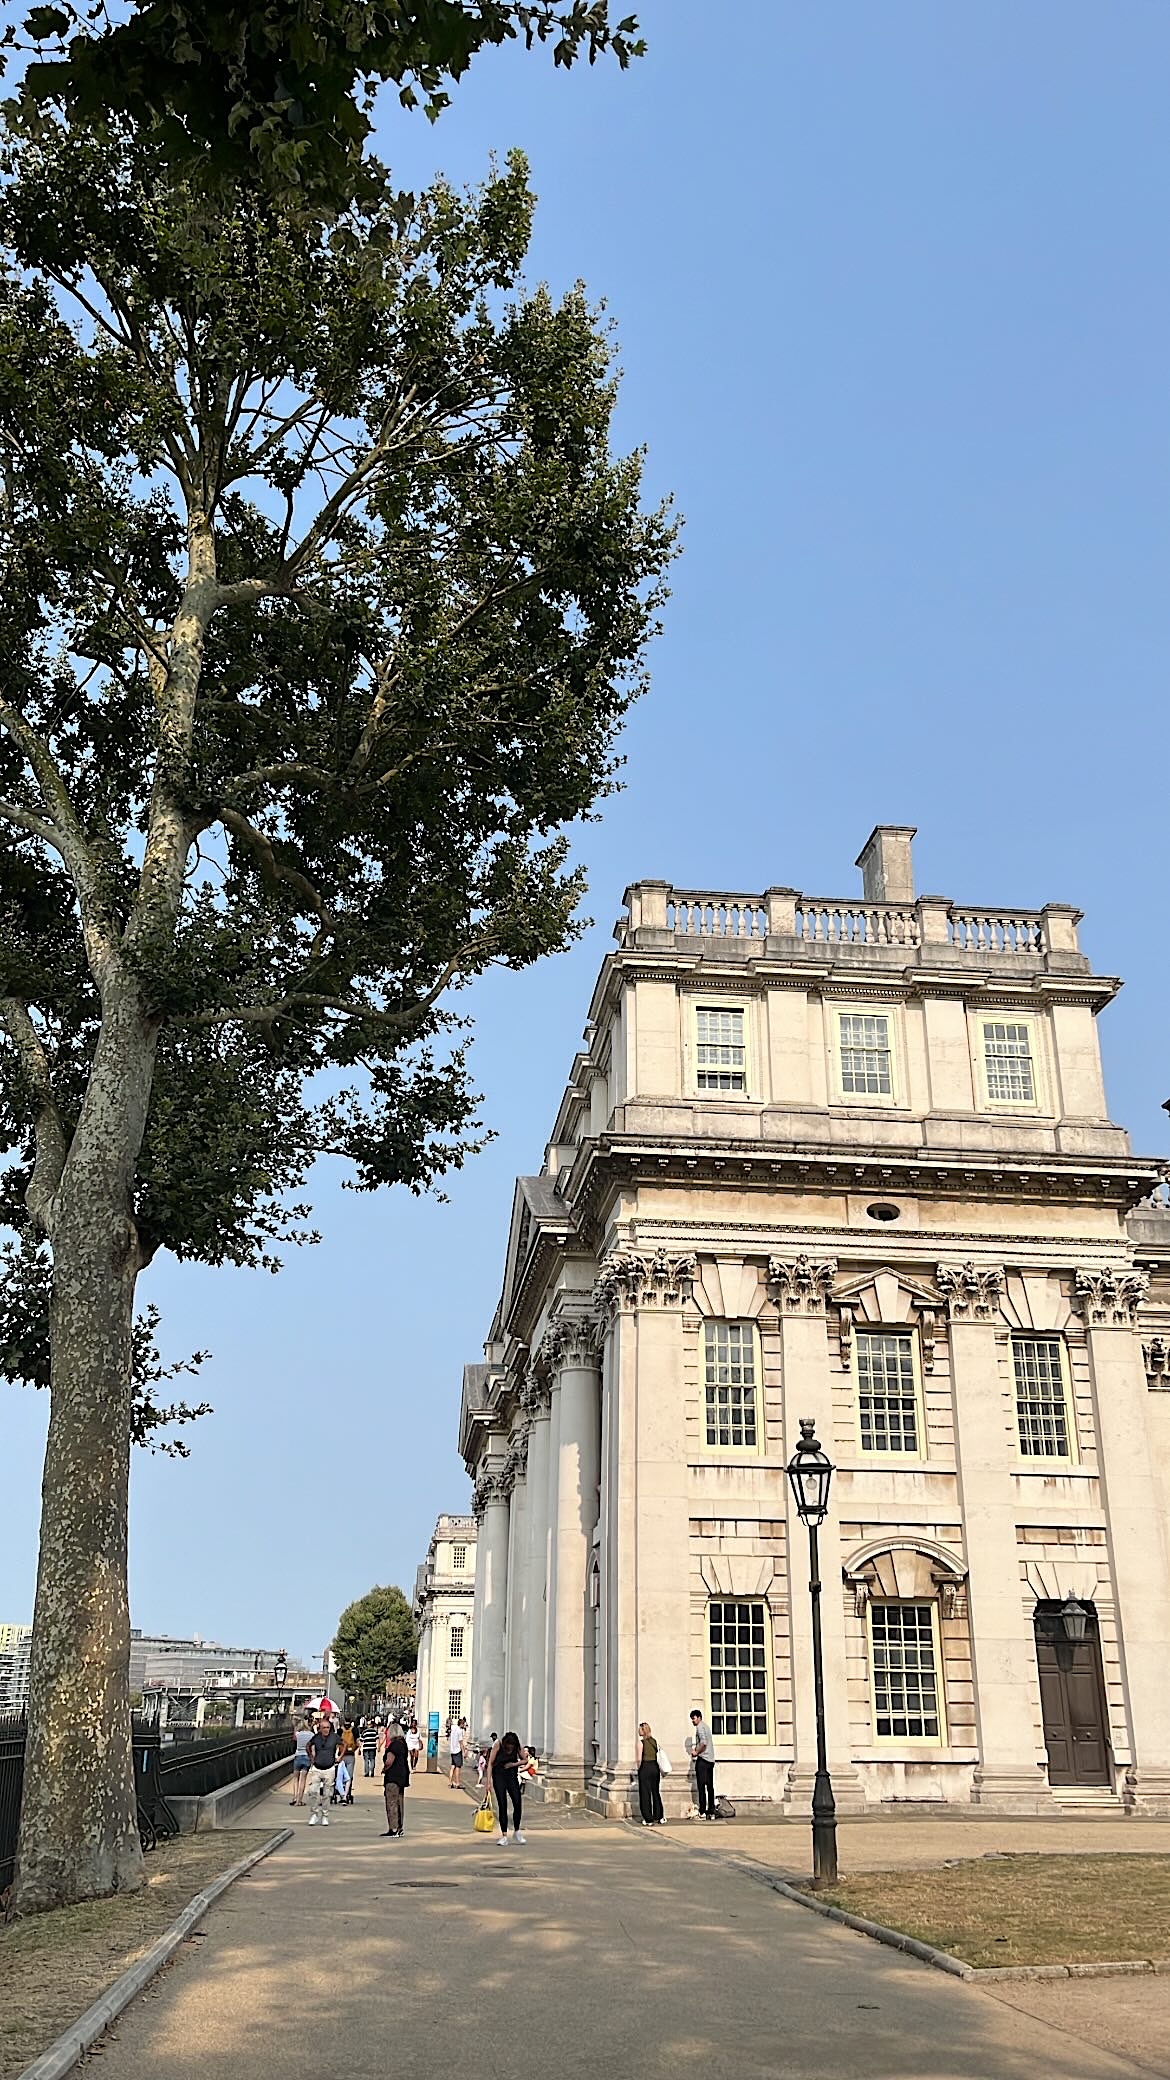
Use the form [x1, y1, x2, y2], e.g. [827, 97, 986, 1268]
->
[94, 1772, 1164, 2080]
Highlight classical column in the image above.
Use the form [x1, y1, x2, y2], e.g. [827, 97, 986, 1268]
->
[1075, 1268, 1170, 1811]
[770, 1255, 865, 1815]
[520, 1374, 552, 1753]
[415, 1613, 432, 1725]
[503, 1429, 530, 1734]
[938, 1260, 1052, 1811]
[546, 1308, 603, 1796]
[471, 1453, 511, 1738]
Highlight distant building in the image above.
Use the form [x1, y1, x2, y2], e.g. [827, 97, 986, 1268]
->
[130, 1631, 286, 1693]
[0, 1630, 31, 1709]
[413, 1515, 476, 1734]
[459, 827, 1170, 1817]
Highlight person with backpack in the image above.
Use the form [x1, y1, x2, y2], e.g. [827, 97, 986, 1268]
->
[486, 1729, 528, 1844]
[336, 1719, 358, 1802]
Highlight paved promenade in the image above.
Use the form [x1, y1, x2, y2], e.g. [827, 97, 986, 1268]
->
[94, 1772, 1164, 2080]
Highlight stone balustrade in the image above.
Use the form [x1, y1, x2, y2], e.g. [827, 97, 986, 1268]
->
[619, 880, 1086, 968]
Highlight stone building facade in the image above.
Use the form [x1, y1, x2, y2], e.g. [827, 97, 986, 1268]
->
[413, 1514, 477, 1732]
[459, 828, 1170, 1815]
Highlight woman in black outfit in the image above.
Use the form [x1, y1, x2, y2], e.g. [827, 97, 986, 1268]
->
[486, 1729, 527, 1843]
[636, 1722, 665, 1825]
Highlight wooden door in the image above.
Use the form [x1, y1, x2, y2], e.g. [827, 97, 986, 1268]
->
[1034, 1606, 1111, 1787]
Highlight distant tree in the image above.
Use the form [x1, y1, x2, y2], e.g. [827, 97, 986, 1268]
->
[333, 1585, 417, 1700]
[5, 2, 644, 204]
[3, 115, 674, 1913]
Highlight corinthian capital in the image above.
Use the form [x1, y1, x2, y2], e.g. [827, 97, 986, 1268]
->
[472, 1467, 509, 1518]
[935, 1261, 1004, 1321]
[537, 1310, 597, 1373]
[593, 1248, 695, 1318]
[1074, 1267, 1149, 1328]
[767, 1254, 837, 1315]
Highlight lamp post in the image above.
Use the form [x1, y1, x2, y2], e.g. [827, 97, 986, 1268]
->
[786, 1416, 838, 1884]
[274, 1654, 289, 1689]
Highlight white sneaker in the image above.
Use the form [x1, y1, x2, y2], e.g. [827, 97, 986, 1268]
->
[515, 1832, 526, 1844]
[658, 1818, 667, 1825]
[309, 1813, 319, 1825]
[497, 1834, 510, 1846]
[322, 1816, 329, 1826]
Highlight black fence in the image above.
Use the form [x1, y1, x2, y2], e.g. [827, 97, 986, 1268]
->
[1, 1717, 295, 1895]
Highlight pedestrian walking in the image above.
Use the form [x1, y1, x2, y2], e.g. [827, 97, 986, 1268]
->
[381, 1717, 410, 1837]
[636, 1722, 666, 1826]
[487, 1729, 527, 1844]
[448, 1717, 466, 1790]
[360, 1721, 379, 1778]
[306, 1713, 340, 1824]
[685, 1709, 717, 1819]
[405, 1719, 422, 1773]
[337, 1719, 358, 1802]
[289, 1718, 313, 1806]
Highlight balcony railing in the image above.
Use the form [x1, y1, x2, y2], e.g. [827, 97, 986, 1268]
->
[622, 883, 1083, 964]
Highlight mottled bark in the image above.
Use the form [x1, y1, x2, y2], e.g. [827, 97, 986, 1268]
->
[13, 989, 160, 1912]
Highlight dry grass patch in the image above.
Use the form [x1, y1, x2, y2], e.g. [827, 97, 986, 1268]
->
[0, 1829, 275, 2078]
[814, 1854, 1170, 1969]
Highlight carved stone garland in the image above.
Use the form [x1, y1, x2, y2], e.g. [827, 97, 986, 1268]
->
[1073, 1267, 1150, 1328]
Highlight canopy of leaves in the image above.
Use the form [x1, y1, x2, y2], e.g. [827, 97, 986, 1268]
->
[333, 1582, 417, 1696]
[7, 2, 643, 204]
[0, 119, 675, 1377]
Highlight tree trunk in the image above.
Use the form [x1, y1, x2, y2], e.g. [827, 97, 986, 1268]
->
[13, 991, 159, 1912]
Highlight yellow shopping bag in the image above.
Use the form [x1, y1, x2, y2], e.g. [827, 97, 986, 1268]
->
[473, 1802, 495, 1833]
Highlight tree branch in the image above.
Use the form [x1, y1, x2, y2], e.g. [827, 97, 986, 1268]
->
[219, 807, 336, 950]
[0, 999, 69, 1230]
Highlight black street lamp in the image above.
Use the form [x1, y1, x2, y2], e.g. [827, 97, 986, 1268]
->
[787, 1416, 838, 1885]
[274, 1654, 289, 1690]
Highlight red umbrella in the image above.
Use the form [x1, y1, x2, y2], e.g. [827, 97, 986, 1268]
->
[316, 1696, 337, 1715]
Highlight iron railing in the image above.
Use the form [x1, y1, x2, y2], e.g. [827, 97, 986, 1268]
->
[1, 1717, 296, 1893]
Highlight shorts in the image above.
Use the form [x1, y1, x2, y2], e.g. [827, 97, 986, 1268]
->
[450, 1751, 463, 1766]
[293, 1755, 310, 1771]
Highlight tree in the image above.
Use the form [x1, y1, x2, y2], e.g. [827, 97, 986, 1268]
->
[333, 1584, 417, 1701]
[6, 3, 644, 203]
[1, 119, 674, 1911]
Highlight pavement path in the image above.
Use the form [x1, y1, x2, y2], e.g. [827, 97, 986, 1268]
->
[93, 1770, 1165, 2080]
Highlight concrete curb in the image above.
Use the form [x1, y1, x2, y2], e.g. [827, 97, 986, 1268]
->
[624, 1823, 1170, 1985]
[16, 1828, 293, 2080]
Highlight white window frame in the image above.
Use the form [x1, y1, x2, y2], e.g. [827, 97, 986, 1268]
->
[867, 1599, 946, 1748]
[452, 1545, 467, 1570]
[973, 1009, 1048, 1114]
[447, 1688, 462, 1721]
[853, 1325, 925, 1460]
[829, 1002, 902, 1108]
[701, 1319, 764, 1457]
[688, 997, 753, 1100]
[450, 1625, 465, 1661]
[707, 1597, 773, 1745]
[1011, 1334, 1077, 1465]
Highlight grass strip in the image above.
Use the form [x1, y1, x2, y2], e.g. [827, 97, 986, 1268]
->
[0, 1829, 275, 2078]
[814, 1853, 1170, 1969]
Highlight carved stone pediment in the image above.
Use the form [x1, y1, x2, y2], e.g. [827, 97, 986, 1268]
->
[842, 1536, 967, 1618]
[831, 1268, 941, 1371]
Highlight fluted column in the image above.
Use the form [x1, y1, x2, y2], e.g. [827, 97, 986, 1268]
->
[545, 1309, 602, 1795]
[770, 1255, 865, 1814]
[1076, 1269, 1170, 1811]
[939, 1261, 1053, 1810]
[520, 1375, 551, 1752]
[503, 1430, 530, 1734]
[472, 1453, 511, 1739]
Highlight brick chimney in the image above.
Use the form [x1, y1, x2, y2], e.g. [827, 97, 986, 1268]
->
[856, 826, 916, 904]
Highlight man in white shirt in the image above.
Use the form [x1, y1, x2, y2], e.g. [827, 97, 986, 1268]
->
[448, 1716, 466, 1789]
[685, 1709, 718, 1819]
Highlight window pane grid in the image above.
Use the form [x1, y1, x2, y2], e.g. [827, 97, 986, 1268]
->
[704, 1321, 758, 1447]
[452, 1544, 467, 1569]
[871, 1603, 940, 1740]
[450, 1626, 464, 1660]
[709, 1600, 769, 1737]
[984, 1021, 1035, 1104]
[447, 1689, 462, 1720]
[856, 1330, 918, 1453]
[839, 1013, 892, 1096]
[697, 1006, 746, 1091]
[1013, 1336, 1070, 1457]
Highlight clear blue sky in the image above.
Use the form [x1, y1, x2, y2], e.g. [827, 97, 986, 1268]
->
[5, 1, 1168, 1666]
